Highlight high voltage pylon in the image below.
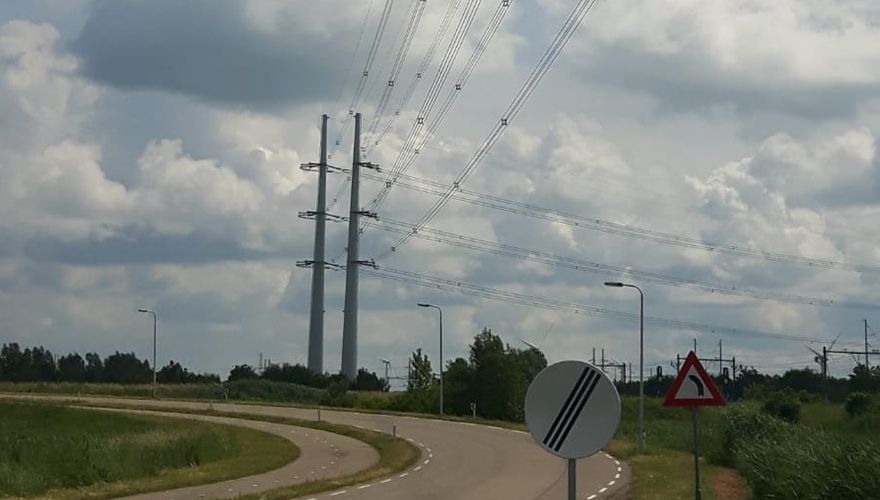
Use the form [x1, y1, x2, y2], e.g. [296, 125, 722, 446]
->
[341, 113, 378, 379]
[302, 113, 376, 378]
[299, 115, 344, 374]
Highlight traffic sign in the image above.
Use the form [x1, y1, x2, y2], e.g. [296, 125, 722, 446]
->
[664, 351, 725, 407]
[525, 360, 620, 459]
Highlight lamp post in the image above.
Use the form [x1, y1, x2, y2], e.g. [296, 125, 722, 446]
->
[417, 303, 443, 415]
[604, 281, 645, 453]
[137, 308, 157, 399]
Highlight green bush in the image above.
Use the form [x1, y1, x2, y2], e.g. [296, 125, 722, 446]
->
[761, 396, 801, 423]
[723, 406, 880, 499]
[224, 379, 325, 404]
[845, 392, 872, 417]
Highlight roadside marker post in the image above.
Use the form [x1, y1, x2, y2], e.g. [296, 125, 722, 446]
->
[664, 351, 725, 500]
[525, 360, 621, 500]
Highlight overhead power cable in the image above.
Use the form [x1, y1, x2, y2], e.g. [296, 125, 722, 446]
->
[365, 0, 511, 218]
[365, 0, 429, 142]
[332, 0, 377, 124]
[361, 265, 835, 343]
[368, 0, 483, 203]
[369, 217, 880, 311]
[357, 170, 880, 273]
[332, 0, 396, 151]
[380, 0, 600, 256]
[367, 0, 465, 155]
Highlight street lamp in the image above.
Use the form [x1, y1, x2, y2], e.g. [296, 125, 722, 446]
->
[604, 281, 645, 453]
[417, 303, 443, 415]
[137, 308, 158, 399]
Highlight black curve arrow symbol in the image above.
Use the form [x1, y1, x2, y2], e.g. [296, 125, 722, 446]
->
[688, 375, 705, 396]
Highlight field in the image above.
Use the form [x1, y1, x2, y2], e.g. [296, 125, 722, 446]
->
[0, 401, 297, 498]
[611, 395, 880, 500]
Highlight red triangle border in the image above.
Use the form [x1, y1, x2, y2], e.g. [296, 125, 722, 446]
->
[663, 351, 726, 407]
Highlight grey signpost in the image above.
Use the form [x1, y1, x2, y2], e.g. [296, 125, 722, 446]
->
[525, 360, 621, 500]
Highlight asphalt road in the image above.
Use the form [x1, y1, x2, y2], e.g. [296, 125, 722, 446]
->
[9, 395, 630, 500]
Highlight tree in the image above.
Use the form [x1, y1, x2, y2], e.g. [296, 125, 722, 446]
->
[404, 348, 437, 413]
[0, 343, 27, 381]
[469, 328, 522, 420]
[407, 348, 433, 393]
[58, 353, 86, 382]
[228, 364, 258, 382]
[351, 368, 389, 391]
[84, 352, 104, 382]
[442, 357, 474, 415]
[849, 365, 880, 393]
[103, 352, 151, 384]
[29, 346, 56, 381]
[157, 361, 186, 384]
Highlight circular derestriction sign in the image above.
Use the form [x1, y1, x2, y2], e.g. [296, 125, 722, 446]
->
[524, 360, 621, 459]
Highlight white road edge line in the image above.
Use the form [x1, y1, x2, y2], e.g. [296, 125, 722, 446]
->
[399, 472, 409, 478]
[329, 490, 347, 496]
[587, 496, 597, 500]
[599, 487, 608, 493]
[381, 478, 393, 484]
[357, 484, 372, 489]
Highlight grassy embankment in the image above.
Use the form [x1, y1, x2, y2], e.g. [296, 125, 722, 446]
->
[0, 401, 297, 499]
[49, 400, 422, 500]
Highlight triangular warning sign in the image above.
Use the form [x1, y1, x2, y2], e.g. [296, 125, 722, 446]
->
[664, 351, 725, 407]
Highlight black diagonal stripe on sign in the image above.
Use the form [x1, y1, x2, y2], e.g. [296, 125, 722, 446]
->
[547, 369, 597, 451]
[542, 366, 590, 447]
[553, 373, 601, 452]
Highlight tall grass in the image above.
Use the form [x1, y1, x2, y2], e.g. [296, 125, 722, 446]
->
[0, 401, 241, 497]
[723, 406, 880, 499]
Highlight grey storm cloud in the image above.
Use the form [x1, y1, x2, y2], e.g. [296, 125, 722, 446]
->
[72, 0, 350, 109]
[579, 46, 880, 119]
[24, 226, 275, 266]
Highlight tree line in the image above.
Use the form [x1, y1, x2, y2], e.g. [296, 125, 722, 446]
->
[0, 343, 218, 384]
[403, 328, 548, 421]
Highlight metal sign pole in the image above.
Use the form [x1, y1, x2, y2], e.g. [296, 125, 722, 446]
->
[568, 458, 576, 500]
[692, 408, 702, 500]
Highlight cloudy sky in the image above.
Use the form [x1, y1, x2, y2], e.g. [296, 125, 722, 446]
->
[2, 0, 879, 381]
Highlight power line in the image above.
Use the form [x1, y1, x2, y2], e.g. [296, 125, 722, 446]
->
[365, 0, 511, 188]
[378, 0, 601, 256]
[367, 0, 465, 155]
[332, 0, 377, 123]
[332, 0, 397, 151]
[365, 0, 429, 141]
[367, 0, 484, 204]
[361, 265, 835, 343]
[368, 216, 879, 311]
[358, 170, 880, 273]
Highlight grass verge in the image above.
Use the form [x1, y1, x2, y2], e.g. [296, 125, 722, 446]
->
[2, 391, 749, 499]
[55, 400, 422, 500]
[0, 401, 297, 499]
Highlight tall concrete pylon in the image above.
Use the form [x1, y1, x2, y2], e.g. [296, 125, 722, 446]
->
[305, 114, 328, 374]
[341, 113, 363, 379]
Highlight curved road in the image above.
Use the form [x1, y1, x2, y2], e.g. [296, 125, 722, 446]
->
[10, 396, 630, 500]
[87, 408, 378, 499]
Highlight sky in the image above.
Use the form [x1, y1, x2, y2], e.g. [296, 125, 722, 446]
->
[1, 0, 879, 382]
